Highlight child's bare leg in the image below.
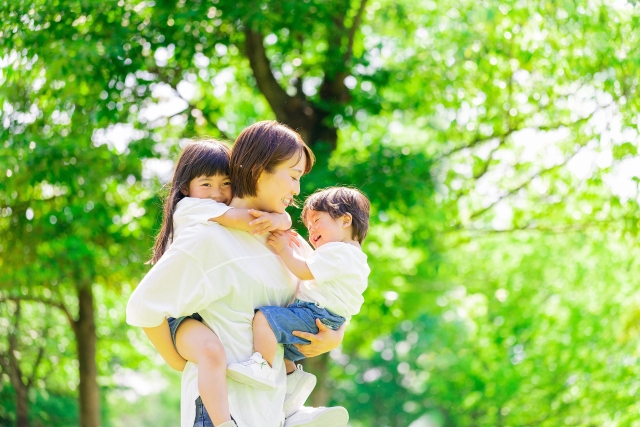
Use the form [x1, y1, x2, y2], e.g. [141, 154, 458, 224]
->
[252, 310, 279, 367]
[175, 319, 231, 425]
[284, 359, 296, 374]
[142, 318, 187, 371]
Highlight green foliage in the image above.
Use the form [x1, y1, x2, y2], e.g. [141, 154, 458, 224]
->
[331, 233, 640, 426]
[2, 0, 640, 426]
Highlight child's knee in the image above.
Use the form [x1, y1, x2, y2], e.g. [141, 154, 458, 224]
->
[200, 338, 226, 365]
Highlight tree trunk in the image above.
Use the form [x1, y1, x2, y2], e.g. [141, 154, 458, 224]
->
[6, 347, 30, 427]
[303, 353, 330, 406]
[14, 380, 29, 427]
[75, 284, 101, 427]
[243, 29, 339, 150]
[2, 301, 30, 427]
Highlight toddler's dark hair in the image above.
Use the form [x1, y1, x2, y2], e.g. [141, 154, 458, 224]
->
[302, 187, 370, 243]
[149, 139, 231, 264]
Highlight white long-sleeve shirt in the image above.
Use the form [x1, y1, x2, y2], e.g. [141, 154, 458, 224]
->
[172, 197, 232, 239]
[126, 220, 309, 427]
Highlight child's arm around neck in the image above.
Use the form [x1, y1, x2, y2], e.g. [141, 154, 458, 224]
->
[212, 208, 292, 235]
[173, 198, 292, 240]
[267, 231, 315, 281]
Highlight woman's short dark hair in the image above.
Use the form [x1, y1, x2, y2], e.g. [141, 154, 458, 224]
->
[230, 121, 315, 198]
[302, 187, 371, 243]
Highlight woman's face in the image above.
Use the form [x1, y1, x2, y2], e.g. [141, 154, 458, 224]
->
[254, 152, 306, 213]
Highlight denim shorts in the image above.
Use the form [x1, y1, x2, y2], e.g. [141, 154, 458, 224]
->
[193, 396, 236, 427]
[167, 313, 203, 351]
[258, 299, 346, 362]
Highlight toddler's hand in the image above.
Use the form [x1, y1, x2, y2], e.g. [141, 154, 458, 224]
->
[248, 210, 282, 235]
[284, 229, 301, 248]
[266, 230, 289, 254]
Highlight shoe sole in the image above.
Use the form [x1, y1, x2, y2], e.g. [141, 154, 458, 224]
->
[285, 407, 349, 427]
[284, 375, 317, 418]
[226, 367, 275, 391]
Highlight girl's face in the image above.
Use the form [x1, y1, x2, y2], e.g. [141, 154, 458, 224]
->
[185, 174, 232, 204]
[254, 152, 306, 213]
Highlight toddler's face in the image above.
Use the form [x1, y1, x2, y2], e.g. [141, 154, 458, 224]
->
[187, 174, 232, 204]
[306, 209, 351, 249]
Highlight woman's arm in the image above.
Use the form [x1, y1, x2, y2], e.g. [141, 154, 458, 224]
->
[292, 319, 345, 358]
[142, 318, 187, 372]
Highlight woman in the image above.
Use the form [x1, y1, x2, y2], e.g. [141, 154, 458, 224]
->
[126, 121, 347, 427]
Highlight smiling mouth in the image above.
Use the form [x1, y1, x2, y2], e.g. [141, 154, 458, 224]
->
[282, 197, 292, 206]
[311, 235, 321, 245]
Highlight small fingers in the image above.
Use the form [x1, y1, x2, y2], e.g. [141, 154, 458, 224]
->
[253, 225, 272, 235]
[249, 217, 271, 226]
[287, 236, 301, 247]
[248, 209, 265, 218]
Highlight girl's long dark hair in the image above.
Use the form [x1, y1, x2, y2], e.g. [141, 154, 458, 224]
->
[149, 139, 231, 264]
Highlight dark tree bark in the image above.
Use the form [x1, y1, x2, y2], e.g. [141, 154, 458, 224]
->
[244, 29, 337, 149]
[3, 303, 30, 427]
[2, 287, 100, 427]
[0, 301, 48, 427]
[75, 284, 101, 427]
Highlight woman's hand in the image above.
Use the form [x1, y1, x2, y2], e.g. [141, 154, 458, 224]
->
[292, 319, 345, 358]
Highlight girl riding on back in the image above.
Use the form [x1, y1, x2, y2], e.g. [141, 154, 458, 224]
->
[143, 139, 293, 427]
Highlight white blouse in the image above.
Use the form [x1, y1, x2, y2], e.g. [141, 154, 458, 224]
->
[126, 220, 308, 427]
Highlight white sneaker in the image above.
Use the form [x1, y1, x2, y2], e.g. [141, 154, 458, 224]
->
[284, 365, 317, 418]
[226, 352, 275, 390]
[284, 406, 348, 427]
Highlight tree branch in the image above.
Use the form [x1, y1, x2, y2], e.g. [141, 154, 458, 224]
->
[26, 344, 45, 388]
[467, 151, 582, 222]
[344, 0, 368, 63]
[472, 135, 508, 181]
[463, 219, 629, 235]
[434, 126, 517, 162]
[195, 106, 232, 141]
[0, 296, 77, 333]
[243, 29, 291, 121]
[436, 95, 619, 164]
[6, 301, 25, 387]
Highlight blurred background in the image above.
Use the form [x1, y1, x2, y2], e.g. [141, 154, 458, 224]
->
[1, 0, 640, 426]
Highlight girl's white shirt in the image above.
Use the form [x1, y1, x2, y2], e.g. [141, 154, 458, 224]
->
[172, 197, 232, 239]
[126, 199, 312, 427]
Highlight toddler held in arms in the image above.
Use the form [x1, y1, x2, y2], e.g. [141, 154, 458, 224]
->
[226, 187, 371, 415]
